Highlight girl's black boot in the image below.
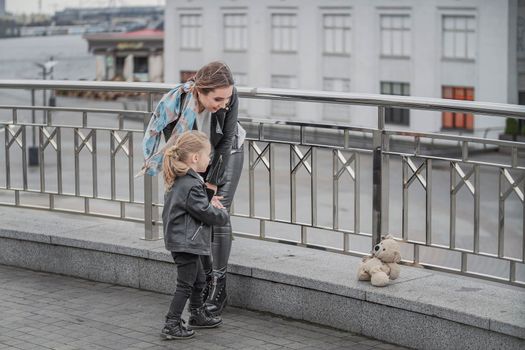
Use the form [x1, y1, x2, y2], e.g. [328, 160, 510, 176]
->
[161, 319, 194, 340]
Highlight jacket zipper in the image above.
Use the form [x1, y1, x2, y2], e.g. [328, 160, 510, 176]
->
[190, 224, 204, 240]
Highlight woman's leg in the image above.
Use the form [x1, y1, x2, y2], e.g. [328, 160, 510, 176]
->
[206, 148, 244, 314]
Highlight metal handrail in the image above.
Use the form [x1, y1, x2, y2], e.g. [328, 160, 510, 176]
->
[1, 79, 524, 118]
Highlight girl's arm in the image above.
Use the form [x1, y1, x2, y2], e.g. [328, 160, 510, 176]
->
[186, 185, 229, 226]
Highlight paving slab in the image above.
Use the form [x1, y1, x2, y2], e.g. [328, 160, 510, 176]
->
[0, 265, 403, 350]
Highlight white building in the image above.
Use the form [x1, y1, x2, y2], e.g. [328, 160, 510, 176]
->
[164, 0, 523, 135]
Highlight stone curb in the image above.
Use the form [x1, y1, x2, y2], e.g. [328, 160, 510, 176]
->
[0, 226, 523, 349]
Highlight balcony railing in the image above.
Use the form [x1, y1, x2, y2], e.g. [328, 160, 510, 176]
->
[0, 80, 524, 286]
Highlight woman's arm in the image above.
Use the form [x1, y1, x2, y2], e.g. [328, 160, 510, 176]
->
[206, 87, 239, 187]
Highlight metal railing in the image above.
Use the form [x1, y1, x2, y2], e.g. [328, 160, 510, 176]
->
[0, 80, 524, 286]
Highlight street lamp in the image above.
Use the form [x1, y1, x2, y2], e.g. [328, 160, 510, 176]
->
[35, 57, 58, 106]
[29, 57, 58, 166]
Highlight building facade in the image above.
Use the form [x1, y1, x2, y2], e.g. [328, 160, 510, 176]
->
[85, 29, 164, 82]
[164, 0, 522, 135]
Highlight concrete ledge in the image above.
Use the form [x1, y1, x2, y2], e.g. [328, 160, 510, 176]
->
[0, 207, 524, 350]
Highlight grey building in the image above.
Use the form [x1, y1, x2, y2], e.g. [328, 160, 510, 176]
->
[164, 0, 523, 135]
[53, 6, 164, 26]
[84, 29, 164, 82]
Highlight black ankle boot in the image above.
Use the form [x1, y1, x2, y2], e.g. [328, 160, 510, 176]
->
[161, 319, 195, 340]
[205, 274, 227, 316]
[202, 273, 213, 303]
[188, 306, 222, 329]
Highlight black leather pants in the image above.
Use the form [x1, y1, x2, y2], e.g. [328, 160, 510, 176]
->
[201, 147, 244, 278]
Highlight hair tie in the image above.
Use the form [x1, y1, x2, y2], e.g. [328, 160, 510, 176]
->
[166, 147, 178, 159]
[183, 80, 195, 93]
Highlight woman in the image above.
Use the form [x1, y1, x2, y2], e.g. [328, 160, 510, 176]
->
[142, 61, 245, 316]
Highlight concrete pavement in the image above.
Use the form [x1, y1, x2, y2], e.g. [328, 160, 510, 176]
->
[0, 265, 405, 350]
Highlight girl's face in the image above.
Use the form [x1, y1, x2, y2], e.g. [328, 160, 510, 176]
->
[194, 143, 212, 173]
[197, 85, 233, 113]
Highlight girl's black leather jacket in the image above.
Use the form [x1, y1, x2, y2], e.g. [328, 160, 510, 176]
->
[162, 169, 229, 255]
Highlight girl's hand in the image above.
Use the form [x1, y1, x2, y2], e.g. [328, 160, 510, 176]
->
[211, 195, 225, 209]
[206, 182, 218, 194]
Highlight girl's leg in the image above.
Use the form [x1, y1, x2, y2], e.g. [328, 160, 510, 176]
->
[166, 252, 200, 321]
[206, 148, 244, 315]
[188, 256, 222, 329]
[163, 252, 199, 339]
[188, 255, 206, 310]
[200, 255, 213, 301]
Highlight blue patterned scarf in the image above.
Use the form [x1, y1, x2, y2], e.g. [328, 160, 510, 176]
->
[139, 82, 197, 176]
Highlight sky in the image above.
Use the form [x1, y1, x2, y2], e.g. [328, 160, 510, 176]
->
[6, 0, 166, 15]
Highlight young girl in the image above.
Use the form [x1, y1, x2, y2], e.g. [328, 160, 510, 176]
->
[161, 131, 229, 340]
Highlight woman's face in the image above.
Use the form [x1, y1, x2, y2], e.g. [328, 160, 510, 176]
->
[197, 85, 233, 113]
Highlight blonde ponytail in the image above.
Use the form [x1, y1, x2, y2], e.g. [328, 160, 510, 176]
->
[162, 131, 210, 190]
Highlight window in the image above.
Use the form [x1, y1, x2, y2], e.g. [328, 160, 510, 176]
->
[133, 56, 148, 74]
[115, 56, 125, 78]
[442, 15, 476, 60]
[224, 14, 248, 51]
[381, 82, 410, 126]
[180, 14, 202, 50]
[133, 56, 148, 81]
[271, 14, 298, 52]
[323, 14, 351, 55]
[442, 86, 474, 130]
[323, 78, 351, 121]
[271, 75, 297, 116]
[380, 15, 411, 57]
[233, 73, 248, 114]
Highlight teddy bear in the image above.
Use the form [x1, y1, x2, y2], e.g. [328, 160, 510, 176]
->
[357, 235, 401, 287]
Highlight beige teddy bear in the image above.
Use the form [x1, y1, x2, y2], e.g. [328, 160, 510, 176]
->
[357, 235, 401, 287]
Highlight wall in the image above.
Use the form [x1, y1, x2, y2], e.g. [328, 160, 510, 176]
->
[164, 0, 513, 134]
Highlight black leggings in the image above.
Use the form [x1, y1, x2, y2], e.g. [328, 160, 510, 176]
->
[202, 148, 244, 277]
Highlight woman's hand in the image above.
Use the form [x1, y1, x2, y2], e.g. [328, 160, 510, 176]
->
[211, 195, 225, 209]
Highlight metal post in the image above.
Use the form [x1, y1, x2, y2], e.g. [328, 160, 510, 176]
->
[372, 107, 386, 246]
[382, 130, 390, 235]
[372, 135, 382, 246]
[42, 67, 47, 108]
[143, 93, 160, 240]
[28, 89, 39, 166]
[31, 90, 36, 145]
